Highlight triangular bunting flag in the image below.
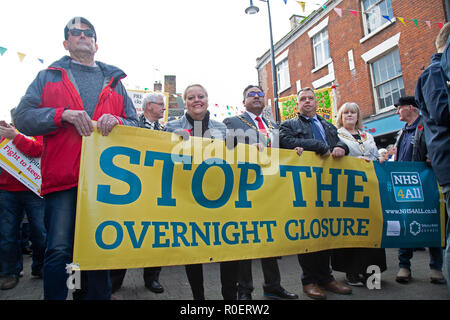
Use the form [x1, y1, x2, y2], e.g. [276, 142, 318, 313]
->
[350, 10, 358, 17]
[397, 17, 406, 26]
[382, 15, 392, 23]
[438, 22, 444, 29]
[0, 46, 7, 56]
[17, 52, 26, 62]
[322, 5, 327, 10]
[283, 0, 287, 4]
[412, 19, 418, 27]
[426, 21, 431, 28]
[297, 1, 305, 12]
[334, 7, 342, 17]
[38, 58, 44, 64]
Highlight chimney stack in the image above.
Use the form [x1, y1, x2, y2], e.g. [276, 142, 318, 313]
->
[153, 81, 162, 92]
[164, 75, 177, 109]
[289, 14, 305, 30]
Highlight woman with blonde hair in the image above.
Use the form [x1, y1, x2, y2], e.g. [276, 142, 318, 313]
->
[331, 102, 387, 287]
[165, 84, 236, 300]
[335, 102, 381, 161]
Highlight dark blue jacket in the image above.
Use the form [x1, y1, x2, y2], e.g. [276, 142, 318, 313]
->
[395, 116, 427, 162]
[415, 53, 450, 186]
[441, 37, 450, 90]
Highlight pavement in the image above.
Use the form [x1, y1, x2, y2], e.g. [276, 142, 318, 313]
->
[1, 248, 449, 301]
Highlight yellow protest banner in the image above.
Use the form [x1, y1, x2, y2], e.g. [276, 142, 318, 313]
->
[278, 87, 336, 124]
[73, 126, 444, 270]
[279, 95, 298, 122]
[315, 87, 335, 124]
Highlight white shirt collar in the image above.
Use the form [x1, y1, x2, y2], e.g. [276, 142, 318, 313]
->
[246, 111, 264, 122]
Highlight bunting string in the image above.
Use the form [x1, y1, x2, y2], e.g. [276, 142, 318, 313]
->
[0, 44, 45, 64]
[1, 1, 445, 68]
[330, 6, 445, 28]
[210, 103, 246, 121]
[285, 1, 445, 28]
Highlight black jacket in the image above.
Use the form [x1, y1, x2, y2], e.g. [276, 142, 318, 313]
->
[415, 53, 450, 186]
[395, 116, 427, 162]
[138, 114, 163, 131]
[279, 114, 349, 155]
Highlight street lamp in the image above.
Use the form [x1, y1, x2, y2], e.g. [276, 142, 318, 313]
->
[245, 0, 280, 124]
[245, 0, 259, 14]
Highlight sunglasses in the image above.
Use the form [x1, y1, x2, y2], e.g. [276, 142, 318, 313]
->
[69, 28, 95, 38]
[247, 92, 264, 97]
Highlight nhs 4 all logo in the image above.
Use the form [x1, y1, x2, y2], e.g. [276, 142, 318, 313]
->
[390, 172, 424, 202]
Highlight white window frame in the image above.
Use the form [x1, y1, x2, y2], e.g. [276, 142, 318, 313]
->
[361, 0, 394, 39]
[361, 33, 404, 113]
[276, 58, 291, 93]
[311, 28, 330, 69]
[307, 17, 332, 71]
[370, 50, 405, 113]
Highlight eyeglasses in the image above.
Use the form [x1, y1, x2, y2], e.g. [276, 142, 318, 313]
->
[69, 28, 95, 38]
[150, 102, 165, 107]
[247, 92, 264, 97]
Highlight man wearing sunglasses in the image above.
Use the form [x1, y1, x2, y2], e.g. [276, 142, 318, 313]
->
[13, 17, 138, 300]
[224, 85, 277, 148]
[222, 85, 298, 300]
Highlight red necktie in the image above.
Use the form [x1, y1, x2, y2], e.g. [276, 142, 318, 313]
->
[255, 116, 267, 136]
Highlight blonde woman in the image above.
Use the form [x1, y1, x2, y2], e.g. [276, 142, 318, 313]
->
[165, 84, 235, 300]
[335, 102, 381, 161]
[331, 102, 387, 287]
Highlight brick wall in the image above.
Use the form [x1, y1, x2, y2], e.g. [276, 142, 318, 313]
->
[258, 0, 447, 121]
[164, 75, 177, 109]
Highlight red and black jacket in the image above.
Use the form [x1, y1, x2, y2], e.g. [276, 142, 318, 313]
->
[14, 56, 138, 195]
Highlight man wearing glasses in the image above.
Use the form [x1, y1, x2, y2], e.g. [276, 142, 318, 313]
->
[223, 85, 298, 300]
[13, 17, 138, 300]
[138, 93, 166, 131]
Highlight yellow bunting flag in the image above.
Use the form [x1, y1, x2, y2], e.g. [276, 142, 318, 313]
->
[296, 1, 306, 12]
[17, 52, 26, 62]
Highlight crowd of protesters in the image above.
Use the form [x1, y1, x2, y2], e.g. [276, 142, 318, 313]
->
[0, 17, 449, 300]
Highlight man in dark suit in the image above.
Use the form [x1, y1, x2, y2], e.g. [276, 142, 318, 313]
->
[223, 85, 298, 300]
[110, 93, 166, 294]
[280, 87, 352, 300]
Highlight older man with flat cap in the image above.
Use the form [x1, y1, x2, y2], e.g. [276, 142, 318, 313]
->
[13, 17, 138, 300]
[393, 96, 445, 285]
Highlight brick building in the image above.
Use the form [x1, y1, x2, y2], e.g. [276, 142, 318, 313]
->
[256, 0, 448, 146]
[154, 75, 185, 119]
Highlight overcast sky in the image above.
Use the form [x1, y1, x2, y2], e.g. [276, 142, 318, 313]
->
[0, 0, 323, 123]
